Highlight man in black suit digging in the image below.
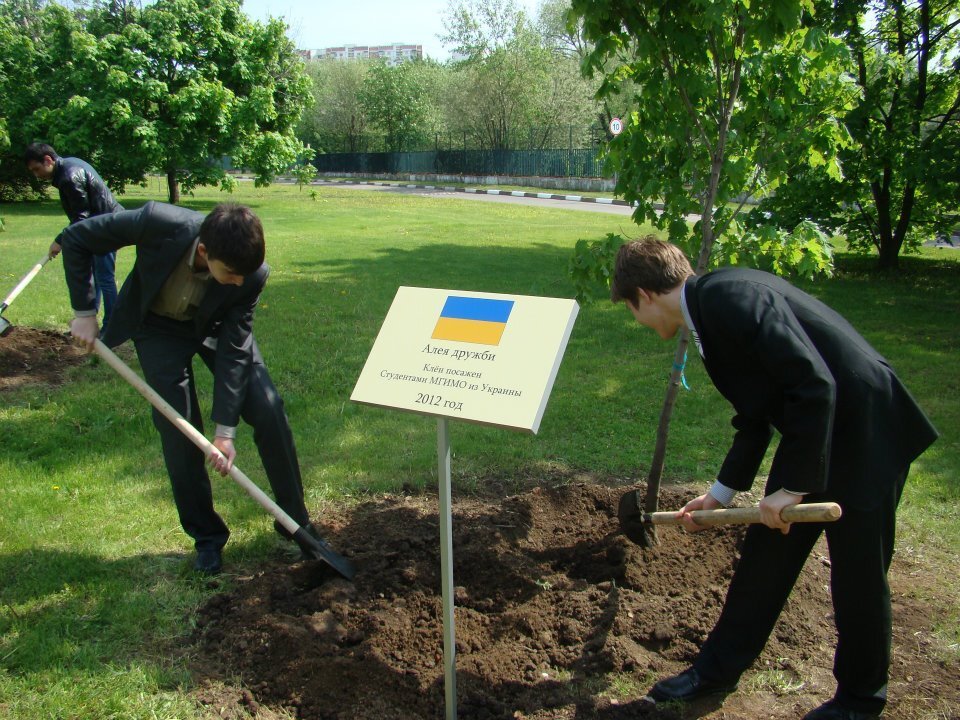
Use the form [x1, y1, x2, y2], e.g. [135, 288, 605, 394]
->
[61, 201, 337, 575]
[612, 238, 937, 719]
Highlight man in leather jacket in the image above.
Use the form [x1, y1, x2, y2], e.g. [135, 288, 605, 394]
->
[24, 143, 122, 329]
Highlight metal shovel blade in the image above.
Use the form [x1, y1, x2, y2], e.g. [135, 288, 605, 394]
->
[294, 526, 356, 580]
[618, 489, 657, 548]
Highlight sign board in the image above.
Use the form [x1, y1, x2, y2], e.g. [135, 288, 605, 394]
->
[609, 117, 624, 135]
[351, 287, 579, 433]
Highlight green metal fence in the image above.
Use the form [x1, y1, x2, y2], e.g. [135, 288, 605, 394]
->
[312, 147, 607, 178]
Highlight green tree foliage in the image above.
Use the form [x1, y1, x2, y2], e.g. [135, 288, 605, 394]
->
[758, 0, 960, 269]
[568, 232, 627, 304]
[442, 0, 597, 149]
[0, 2, 56, 200]
[536, 0, 589, 57]
[569, 0, 853, 512]
[294, 1, 601, 155]
[536, 0, 631, 142]
[0, 19, 19, 199]
[360, 60, 434, 152]
[3, 0, 311, 204]
[569, 222, 836, 306]
[293, 160, 317, 190]
[298, 59, 371, 153]
[571, 0, 852, 270]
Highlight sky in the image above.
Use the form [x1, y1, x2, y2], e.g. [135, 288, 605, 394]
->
[237, 0, 545, 61]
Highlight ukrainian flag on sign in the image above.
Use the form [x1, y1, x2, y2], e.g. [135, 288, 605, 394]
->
[432, 296, 515, 346]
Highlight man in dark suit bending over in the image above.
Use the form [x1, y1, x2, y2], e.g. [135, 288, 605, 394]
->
[612, 238, 937, 719]
[61, 201, 336, 575]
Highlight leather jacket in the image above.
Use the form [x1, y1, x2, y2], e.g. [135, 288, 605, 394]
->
[52, 156, 123, 224]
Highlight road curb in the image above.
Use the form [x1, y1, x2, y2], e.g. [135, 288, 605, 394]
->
[309, 178, 641, 208]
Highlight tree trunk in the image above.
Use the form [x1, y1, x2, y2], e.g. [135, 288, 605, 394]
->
[166, 169, 180, 205]
[642, 213, 719, 525]
[873, 178, 912, 271]
[877, 236, 901, 270]
[642, 16, 743, 518]
[644, 330, 691, 517]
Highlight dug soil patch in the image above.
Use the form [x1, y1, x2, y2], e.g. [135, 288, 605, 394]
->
[189, 483, 959, 719]
[0, 325, 84, 390]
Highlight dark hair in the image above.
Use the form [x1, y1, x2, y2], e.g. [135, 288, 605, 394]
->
[198, 203, 265, 276]
[24, 142, 59, 164]
[610, 237, 694, 306]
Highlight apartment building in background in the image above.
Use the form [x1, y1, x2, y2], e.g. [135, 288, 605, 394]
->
[298, 43, 423, 65]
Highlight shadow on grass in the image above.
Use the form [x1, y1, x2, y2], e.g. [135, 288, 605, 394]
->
[5, 230, 958, 579]
[0, 547, 206, 674]
[255, 239, 667, 484]
[295, 240, 574, 293]
[264, 239, 580, 379]
[0, 201, 67, 218]
[790, 251, 959, 365]
[0, 533, 328, 675]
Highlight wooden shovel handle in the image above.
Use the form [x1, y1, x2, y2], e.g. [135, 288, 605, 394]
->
[644, 502, 842, 527]
[93, 339, 302, 536]
[92, 339, 356, 581]
[2, 254, 52, 308]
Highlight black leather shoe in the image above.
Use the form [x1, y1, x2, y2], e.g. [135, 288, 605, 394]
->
[194, 547, 222, 574]
[803, 699, 882, 719]
[647, 667, 738, 703]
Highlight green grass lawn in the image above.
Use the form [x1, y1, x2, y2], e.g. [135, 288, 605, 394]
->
[1, 182, 957, 718]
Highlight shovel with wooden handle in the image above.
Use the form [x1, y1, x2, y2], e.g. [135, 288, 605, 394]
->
[618, 488, 841, 548]
[92, 338, 355, 580]
[644, 502, 842, 527]
[0, 254, 53, 336]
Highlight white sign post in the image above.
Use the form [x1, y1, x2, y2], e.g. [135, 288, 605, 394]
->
[351, 287, 579, 719]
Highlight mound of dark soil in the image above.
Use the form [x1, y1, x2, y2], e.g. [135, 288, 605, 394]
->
[187, 482, 958, 719]
[0, 326, 84, 390]
[2, 326, 954, 718]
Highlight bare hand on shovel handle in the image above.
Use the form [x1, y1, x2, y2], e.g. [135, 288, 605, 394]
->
[92, 339, 355, 580]
[645, 502, 842, 527]
[618, 489, 841, 548]
[207, 437, 235, 476]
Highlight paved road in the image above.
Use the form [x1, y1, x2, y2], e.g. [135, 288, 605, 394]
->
[925, 237, 960, 249]
[313, 180, 639, 216]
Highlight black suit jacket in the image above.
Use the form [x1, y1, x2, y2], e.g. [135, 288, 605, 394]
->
[684, 267, 938, 508]
[59, 201, 268, 427]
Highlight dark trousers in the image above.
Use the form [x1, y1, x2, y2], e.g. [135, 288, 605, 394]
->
[133, 321, 309, 552]
[693, 473, 907, 714]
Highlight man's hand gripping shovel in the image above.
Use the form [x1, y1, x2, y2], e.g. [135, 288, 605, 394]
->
[91, 338, 355, 580]
[618, 488, 841, 548]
